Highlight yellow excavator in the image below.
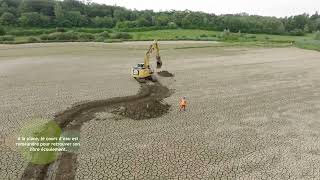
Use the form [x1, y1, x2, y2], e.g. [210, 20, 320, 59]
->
[131, 40, 162, 82]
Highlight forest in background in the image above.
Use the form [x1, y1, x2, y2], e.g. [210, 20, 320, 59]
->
[0, 0, 319, 36]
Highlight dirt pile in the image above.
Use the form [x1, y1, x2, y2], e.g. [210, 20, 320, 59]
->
[112, 100, 170, 120]
[21, 81, 173, 180]
[111, 83, 171, 119]
[158, 71, 174, 77]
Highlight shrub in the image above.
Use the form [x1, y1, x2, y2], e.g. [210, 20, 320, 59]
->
[1, 12, 16, 25]
[244, 34, 256, 39]
[117, 26, 167, 32]
[219, 29, 239, 41]
[57, 20, 72, 27]
[168, 22, 178, 29]
[295, 39, 320, 51]
[98, 31, 110, 38]
[0, 26, 6, 36]
[110, 32, 132, 39]
[9, 29, 55, 36]
[78, 33, 95, 41]
[56, 27, 66, 32]
[200, 34, 208, 37]
[47, 32, 61, 40]
[75, 28, 107, 34]
[19, 12, 50, 27]
[314, 31, 320, 40]
[95, 36, 105, 42]
[95, 31, 110, 42]
[0, 35, 14, 41]
[61, 32, 79, 40]
[116, 21, 138, 29]
[269, 40, 293, 43]
[92, 16, 115, 28]
[176, 35, 189, 40]
[104, 39, 123, 43]
[40, 34, 49, 40]
[40, 32, 79, 41]
[27, 37, 38, 43]
[47, 32, 79, 41]
[288, 29, 305, 36]
[47, 33, 60, 40]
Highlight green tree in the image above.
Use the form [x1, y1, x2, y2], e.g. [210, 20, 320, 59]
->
[63, 0, 85, 11]
[0, 0, 318, 34]
[115, 20, 137, 29]
[314, 31, 320, 40]
[172, 11, 187, 27]
[0, 26, 5, 35]
[168, 22, 177, 29]
[181, 13, 205, 28]
[19, 0, 55, 16]
[92, 16, 114, 28]
[85, 3, 113, 17]
[155, 15, 169, 27]
[19, 12, 41, 26]
[304, 24, 310, 33]
[138, 10, 154, 26]
[19, 12, 50, 27]
[315, 18, 320, 31]
[113, 8, 130, 21]
[0, 2, 9, 15]
[54, 2, 64, 18]
[1, 12, 16, 25]
[181, 15, 192, 28]
[64, 11, 87, 26]
[136, 17, 150, 27]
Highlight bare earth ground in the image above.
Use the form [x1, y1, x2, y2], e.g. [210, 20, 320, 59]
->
[1, 42, 320, 179]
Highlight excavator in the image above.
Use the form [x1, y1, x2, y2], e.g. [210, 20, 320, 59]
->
[131, 40, 162, 83]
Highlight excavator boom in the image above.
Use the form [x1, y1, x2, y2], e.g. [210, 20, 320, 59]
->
[144, 40, 162, 69]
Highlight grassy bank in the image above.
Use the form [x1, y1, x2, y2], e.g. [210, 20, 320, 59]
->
[0, 28, 319, 51]
[294, 39, 320, 51]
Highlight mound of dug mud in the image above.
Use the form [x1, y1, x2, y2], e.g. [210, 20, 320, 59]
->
[111, 100, 170, 119]
[158, 71, 174, 77]
[22, 81, 173, 180]
[110, 82, 171, 120]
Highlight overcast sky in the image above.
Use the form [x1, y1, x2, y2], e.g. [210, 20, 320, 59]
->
[91, 0, 319, 17]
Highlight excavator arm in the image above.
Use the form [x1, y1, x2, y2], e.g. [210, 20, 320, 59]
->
[144, 40, 162, 69]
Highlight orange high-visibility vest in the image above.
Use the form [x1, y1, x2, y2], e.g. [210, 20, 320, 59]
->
[180, 99, 186, 106]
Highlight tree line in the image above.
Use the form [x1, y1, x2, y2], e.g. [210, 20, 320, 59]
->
[0, 0, 320, 35]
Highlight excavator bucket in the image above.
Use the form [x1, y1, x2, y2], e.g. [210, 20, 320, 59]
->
[156, 55, 162, 69]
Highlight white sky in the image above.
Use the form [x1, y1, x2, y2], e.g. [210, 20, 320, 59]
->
[91, 0, 319, 17]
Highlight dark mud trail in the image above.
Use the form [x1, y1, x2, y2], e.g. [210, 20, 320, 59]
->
[21, 81, 173, 180]
[158, 71, 174, 77]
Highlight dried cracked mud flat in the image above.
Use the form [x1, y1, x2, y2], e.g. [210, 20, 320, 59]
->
[1, 42, 320, 179]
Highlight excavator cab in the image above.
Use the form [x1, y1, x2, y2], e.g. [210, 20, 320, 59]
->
[136, 63, 144, 68]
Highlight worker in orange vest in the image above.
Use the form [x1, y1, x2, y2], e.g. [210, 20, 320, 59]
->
[179, 97, 187, 111]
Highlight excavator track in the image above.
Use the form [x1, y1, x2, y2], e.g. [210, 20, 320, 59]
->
[135, 78, 146, 83]
[135, 75, 157, 83]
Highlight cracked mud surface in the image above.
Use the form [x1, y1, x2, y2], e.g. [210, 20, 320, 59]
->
[21, 81, 172, 180]
[1, 42, 320, 179]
